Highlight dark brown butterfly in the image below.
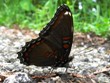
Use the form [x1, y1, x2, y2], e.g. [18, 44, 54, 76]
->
[17, 4, 73, 67]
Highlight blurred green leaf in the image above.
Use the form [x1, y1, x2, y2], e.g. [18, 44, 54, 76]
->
[20, 0, 35, 11]
[0, 0, 109, 37]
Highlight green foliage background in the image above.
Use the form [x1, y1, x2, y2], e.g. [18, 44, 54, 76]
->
[0, 0, 110, 37]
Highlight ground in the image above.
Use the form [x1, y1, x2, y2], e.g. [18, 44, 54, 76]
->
[0, 26, 110, 83]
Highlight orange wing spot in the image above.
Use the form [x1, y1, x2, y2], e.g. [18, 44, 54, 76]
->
[63, 44, 69, 48]
[63, 37, 70, 40]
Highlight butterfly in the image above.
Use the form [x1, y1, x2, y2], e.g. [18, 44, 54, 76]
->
[17, 4, 73, 67]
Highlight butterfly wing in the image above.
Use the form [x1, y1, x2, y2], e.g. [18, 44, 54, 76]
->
[39, 5, 73, 66]
[17, 4, 73, 66]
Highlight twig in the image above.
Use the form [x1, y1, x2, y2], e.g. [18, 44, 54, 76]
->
[91, 67, 110, 75]
[32, 73, 56, 79]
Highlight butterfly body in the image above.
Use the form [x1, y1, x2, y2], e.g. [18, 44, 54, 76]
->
[17, 4, 73, 67]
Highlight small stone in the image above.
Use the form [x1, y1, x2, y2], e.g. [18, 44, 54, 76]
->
[3, 72, 35, 83]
